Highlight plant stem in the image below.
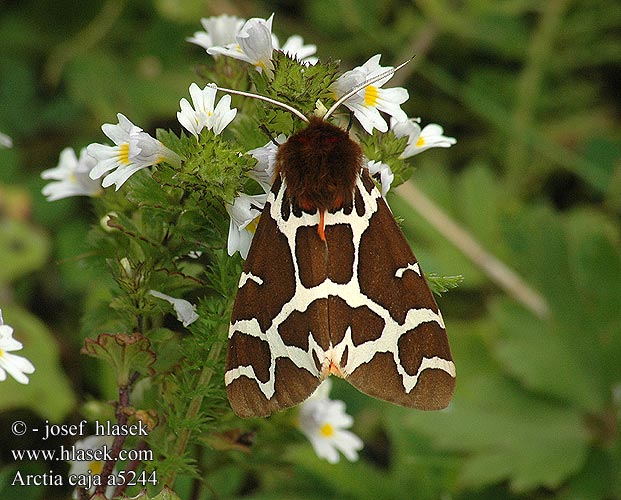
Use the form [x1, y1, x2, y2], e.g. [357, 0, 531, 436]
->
[95, 380, 132, 496]
[164, 341, 223, 488]
[112, 440, 149, 498]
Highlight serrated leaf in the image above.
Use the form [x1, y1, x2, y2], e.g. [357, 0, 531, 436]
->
[82, 332, 156, 386]
[562, 448, 621, 500]
[410, 383, 589, 492]
[126, 168, 180, 208]
[359, 130, 411, 187]
[499, 204, 620, 406]
[492, 299, 605, 412]
[405, 321, 590, 492]
[427, 273, 464, 295]
[268, 51, 340, 115]
[567, 209, 621, 312]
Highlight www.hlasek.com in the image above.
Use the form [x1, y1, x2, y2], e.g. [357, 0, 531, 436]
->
[10, 419, 156, 490]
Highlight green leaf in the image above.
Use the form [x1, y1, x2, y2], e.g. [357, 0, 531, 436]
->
[499, 204, 621, 408]
[81, 332, 156, 386]
[492, 299, 605, 412]
[0, 219, 49, 284]
[259, 51, 340, 119]
[414, 380, 588, 493]
[500, 204, 575, 314]
[359, 130, 410, 186]
[427, 273, 464, 296]
[456, 162, 507, 254]
[562, 448, 621, 500]
[405, 320, 590, 492]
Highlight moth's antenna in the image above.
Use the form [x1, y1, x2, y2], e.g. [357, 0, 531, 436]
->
[259, 124, 281, 147]
[346, 111, 354, 132]
[208, 84, 309, 124]
[323, 57, 413, 120]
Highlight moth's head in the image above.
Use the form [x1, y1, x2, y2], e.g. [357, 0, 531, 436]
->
[277, 116, 361, 171]
[286, 116, 353, 153]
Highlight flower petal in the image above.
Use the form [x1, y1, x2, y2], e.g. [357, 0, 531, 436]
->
[237, 14, 275, 72]
[0, 352, 35, 384]
[211, 94, 237, 135]
[149, 290, 199, 327]
[101, 113, 135, 145]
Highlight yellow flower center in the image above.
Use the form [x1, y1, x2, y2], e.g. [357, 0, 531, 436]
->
[246, 215, 261, 234]
[416, 136, 426, 147]
[320, 423, 335, 437]
[88, 460, 103, 475]
[118, 143, 131, 165]
[0, 348, 3, 357]
[364, 85, 379, 107]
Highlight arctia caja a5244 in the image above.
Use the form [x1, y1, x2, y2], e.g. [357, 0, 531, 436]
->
[214, 64, 456, 418]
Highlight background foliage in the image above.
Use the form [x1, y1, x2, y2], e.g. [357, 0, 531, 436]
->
[1, 0, 620, 499]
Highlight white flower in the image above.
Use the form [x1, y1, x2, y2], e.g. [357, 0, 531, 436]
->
[68, 435, 115, 499]
[0, 310, 35, 385]
[68, 435, 113, 475]
[187, 15, 246, 51]
[392, 118, 456, 158]
[226, 192, 267, 259]
[246, 135, 286, 191]
[205, 14, 317, 75]
[177, 83, 237, 138]
[41, 147, 102, 201]
[208, 14, 276, 75]
[149, 290, 199, 327]
[366, 159, 394, 197]
[0, 132, 13, 148]
[87, 114, 181, 190]
[278, 35, 317, 64]
[298, 379, 363, 464]
[119, 257, 133, 279]
[330, 54, 408, 134]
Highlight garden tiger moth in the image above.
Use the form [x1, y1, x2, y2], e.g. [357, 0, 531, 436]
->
[218, 64, 456, 418]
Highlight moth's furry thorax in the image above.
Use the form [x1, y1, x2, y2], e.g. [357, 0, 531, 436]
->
[275, 117, 362, 212]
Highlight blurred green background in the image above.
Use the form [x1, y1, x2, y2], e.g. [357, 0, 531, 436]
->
[1, 0, 620, 499]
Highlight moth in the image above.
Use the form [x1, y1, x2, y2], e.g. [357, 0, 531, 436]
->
[215, 66, 456, 418]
